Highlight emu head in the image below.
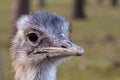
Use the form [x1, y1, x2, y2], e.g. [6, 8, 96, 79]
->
[10, 11, 84, 68]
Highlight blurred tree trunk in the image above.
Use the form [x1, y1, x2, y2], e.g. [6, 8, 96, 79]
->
[111, 0, 118, 7]
[0, 43, 4, 80]
[13, 0, 30, 33]
[39, 0, 46, 7]
[97, 0, 103, 5]
[74, 0, 86, 19]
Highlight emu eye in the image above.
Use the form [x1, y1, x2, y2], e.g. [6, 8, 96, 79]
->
[27, 33, 39, 42]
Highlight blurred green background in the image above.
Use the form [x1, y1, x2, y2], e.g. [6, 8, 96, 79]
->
[0, 0, 120, 80]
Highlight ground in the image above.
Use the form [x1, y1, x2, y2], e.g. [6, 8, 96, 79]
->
[0, 0, 120, 80]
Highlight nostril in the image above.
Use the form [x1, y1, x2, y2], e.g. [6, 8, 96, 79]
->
[61, 45, 67, 48]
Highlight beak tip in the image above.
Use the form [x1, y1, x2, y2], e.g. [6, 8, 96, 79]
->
[77, 48, 85, 56]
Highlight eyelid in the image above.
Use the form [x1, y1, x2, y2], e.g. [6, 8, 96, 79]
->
[25, 28, 44, 36]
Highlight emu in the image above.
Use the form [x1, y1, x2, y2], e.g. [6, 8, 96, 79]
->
[10, 11, 84, 80]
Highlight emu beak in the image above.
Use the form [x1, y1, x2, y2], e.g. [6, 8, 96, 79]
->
[35, 40, 84, 57]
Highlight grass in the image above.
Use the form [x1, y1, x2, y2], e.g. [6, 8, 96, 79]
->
[0, 0, 120, 80]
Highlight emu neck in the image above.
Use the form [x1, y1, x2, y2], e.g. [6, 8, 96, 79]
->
[34, 62, 57, 80]
[14, 61, 58, 80]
